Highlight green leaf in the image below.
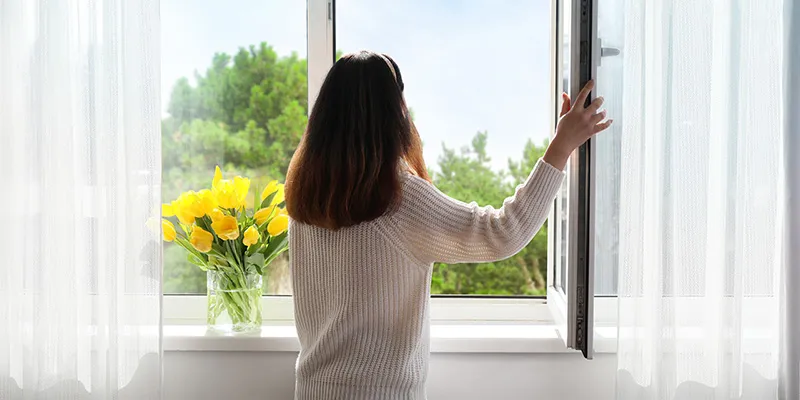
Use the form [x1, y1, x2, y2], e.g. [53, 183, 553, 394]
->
[244, 263, 259, 277]
[259, 191, 277, 209]
[246, 252, 265, 267]
[187, 253, 209, 271]
[196, 217, 212, 232]
[175, 236, 208, 261]
[265, 247, 288, 266]
[207, 255, 228, 271]
[262, 231, 289, 265]
[211, 242, 227, 256]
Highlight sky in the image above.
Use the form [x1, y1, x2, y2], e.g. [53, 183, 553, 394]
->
[161, 0, 552, 172]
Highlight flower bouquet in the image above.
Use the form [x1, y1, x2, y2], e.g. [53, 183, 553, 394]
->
[161, 166, 289, 333]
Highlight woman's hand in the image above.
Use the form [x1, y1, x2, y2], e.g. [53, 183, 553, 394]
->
[543, 80, 612, 170]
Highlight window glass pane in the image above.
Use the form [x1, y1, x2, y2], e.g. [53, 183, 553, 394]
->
[337, 0, 552, 295]
[593, 0, 623, 296]
[161, 0, 306, 294]
[558, 180, 569, 292]
[555, 0, 573, 294]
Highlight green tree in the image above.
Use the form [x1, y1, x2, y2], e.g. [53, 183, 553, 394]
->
[506, 138, 550, 291]
[162, 43, 308, 293]
[430, 133, 549, 295]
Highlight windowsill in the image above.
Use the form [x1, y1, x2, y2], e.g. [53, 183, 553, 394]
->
[162, 296, 619, 354]
[163, 323, 618, 354]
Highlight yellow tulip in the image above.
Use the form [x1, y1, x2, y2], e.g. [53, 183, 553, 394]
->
[233, 177, 250, 205]
[260, 181, 285, 205]
[211, 215, 240, 240]
[267, 214, 289, 236]
[213, 166, 222, 188]
[162, 203, 175, 217]
[212, 169, 250, 209]
[254, 206, 276, 225]
[209, 208, 225, 222]
[174, 191, 205, 225]
[243, 225, 259, 247]
[162, 219, 177, 242]
[260, 180, 278, 202]
[197, 189, 218, 215]
[214, 182, 238, 209]
[271, 184, 285, 205]
[190, 226, 213, 253]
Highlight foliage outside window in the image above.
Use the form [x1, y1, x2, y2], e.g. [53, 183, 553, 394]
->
[163, 45, 550, 296]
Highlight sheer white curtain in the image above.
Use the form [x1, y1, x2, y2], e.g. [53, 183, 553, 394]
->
[615, 0, 795, 399]
[0, 1, 162, 398]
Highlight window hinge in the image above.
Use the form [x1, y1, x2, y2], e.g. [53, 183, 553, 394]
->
[327, 0, 333, 21]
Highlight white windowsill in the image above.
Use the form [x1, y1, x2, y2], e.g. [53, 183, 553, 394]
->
[162, 296, 619, 354]
[163, 323, 618, 354]
[163, 296, 559, 325]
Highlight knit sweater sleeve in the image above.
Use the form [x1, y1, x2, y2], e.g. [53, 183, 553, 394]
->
[391, 159, 565, 264]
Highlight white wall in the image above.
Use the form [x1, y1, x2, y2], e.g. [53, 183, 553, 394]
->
[164, 351, 616, 399]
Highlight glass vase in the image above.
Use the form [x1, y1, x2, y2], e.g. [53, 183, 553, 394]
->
[207, 270, 262, 334]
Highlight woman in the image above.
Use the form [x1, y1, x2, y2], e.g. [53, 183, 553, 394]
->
[285, 51, 609, 399]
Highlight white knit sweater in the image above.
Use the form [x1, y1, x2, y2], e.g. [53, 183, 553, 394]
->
[289, 159, 565, 399]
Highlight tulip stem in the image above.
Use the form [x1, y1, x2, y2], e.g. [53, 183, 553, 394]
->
[226, 240, 246, 275]
[208, 271, 262, 332]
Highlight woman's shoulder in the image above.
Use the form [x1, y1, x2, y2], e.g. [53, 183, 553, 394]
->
[395, 171, 464, 217]
[398, 171, 436, 199]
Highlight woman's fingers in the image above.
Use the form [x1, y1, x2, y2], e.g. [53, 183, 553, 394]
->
[587, 96, 604, 113]
[574, 80, 595, 108]
[590, 110, 607, 124]
[593, 119, 614, 133]
[560, 93, 571, 116]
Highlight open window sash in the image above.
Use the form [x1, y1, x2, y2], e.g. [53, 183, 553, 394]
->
[546, 0, 598, 360]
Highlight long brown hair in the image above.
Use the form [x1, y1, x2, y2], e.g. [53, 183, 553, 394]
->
[285, 51, 429, 230]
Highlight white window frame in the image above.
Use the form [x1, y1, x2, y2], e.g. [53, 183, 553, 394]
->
[307, 0, 334, 107]
[161, 0, 620, 345]
[546, 0, 570, 344]
[163, 296, 555, 326]
[547, 0, 628, 360]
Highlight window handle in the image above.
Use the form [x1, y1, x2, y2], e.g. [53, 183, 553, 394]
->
[601, 47, 620, 57]
[595, 38, 621, 68]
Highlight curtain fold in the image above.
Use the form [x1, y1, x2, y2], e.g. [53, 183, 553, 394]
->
[615, 0, 792, 399]
[0, 1, 162, 398]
